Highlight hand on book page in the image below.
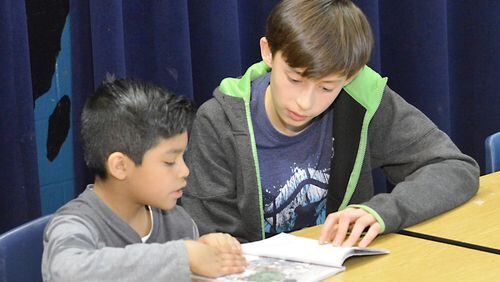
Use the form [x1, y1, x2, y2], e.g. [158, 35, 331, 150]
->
[191, 255, 343, 282]
[242, 233, 389, 267]
[191, 233, 388, 282]
[319, 207, 381, 247]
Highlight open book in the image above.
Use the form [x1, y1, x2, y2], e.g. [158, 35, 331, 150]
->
[192, 233, 389, 282]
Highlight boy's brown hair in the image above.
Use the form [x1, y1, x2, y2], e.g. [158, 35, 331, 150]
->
[266, 0, 373, 79]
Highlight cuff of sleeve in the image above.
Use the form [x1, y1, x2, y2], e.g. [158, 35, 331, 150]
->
[347, 204, 386, 233]
[171, 240, 192, 280]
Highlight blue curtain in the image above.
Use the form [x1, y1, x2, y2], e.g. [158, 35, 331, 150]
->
[0, 1, 41, 233]
[70, 0, 281, 193]
[70, 0, 499, 194]
[1, 1, 498, 232]
[356, 0, 500, 191]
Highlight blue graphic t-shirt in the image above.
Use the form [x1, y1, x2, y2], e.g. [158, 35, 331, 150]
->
[250, 73, 334, 237]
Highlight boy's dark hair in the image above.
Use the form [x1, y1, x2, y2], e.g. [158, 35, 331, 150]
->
[266, 0, 373, 79]
[81, 75, 196, 179]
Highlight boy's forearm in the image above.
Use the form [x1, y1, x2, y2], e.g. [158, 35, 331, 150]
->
[45, 243, 191, 281]
[367, 87, 480, 233]
[43, 217, 191, 281]
[370, 128, 479, 234]
[364, 157, 479, 234]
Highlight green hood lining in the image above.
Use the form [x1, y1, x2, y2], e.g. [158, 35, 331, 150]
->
[219, 61, 388, 237]
[338, 68, 387, 234]
[219, 61, 270, 102]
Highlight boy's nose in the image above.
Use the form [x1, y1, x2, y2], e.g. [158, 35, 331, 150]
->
[179, 157, 190, 178]
[296, 88, 315, 111]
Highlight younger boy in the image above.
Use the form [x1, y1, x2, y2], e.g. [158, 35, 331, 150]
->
[42, 77, 246, 281]
[182, 0, 479, 246]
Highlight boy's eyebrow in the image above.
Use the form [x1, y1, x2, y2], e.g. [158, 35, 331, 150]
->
[321, 78, 343, 84]
[286, 65, 343, 83]
[165, 148, 184, 154]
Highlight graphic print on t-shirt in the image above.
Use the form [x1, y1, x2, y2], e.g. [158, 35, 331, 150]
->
[263, 166, 329, 235]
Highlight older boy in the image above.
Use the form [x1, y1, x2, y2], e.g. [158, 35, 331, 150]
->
[42, 77, 246, 281]
[182, 0, 479, 246]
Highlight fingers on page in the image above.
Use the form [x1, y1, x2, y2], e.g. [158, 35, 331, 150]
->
[358, 223, 380, 248]
[332, 213, 354, 246]
[319, 212, 340, 243]
[342, 214, 374, 247]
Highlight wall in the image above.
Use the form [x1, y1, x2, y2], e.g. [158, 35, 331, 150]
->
[33, 17, 74, 215]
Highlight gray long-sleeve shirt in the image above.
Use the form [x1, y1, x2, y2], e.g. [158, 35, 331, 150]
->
[42, 186, 199, 282]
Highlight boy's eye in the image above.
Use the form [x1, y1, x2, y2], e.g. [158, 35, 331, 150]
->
[287, 76, 302, 84]
[164, 161, 175, 167]
[322, 87, 334, 93]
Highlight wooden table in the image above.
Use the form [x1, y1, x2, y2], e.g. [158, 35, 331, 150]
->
[293, 225, 500, 281]
[405, 171, 500, 250]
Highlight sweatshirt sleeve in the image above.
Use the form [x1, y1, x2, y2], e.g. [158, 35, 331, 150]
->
[363, 86, 480, 234]
[42, 215, 191, 282]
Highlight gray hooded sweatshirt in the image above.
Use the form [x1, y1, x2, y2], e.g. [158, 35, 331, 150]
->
[182, 62, 479, 242]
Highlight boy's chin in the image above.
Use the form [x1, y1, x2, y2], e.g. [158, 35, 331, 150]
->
[148, 192, 183, 210]
[160, 201, 178, 211]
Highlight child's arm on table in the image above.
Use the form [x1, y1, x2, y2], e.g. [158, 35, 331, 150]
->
[43, 215, 245, 281]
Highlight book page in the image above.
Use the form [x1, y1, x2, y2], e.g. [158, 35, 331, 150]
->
[191, 255, 344, 282]
[242, 233, 389, 267]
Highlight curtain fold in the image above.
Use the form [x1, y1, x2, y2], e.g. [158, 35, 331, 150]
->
[447, 1, 500, 169]
[0, 1, 498, 228]
[0, 0, 41, 233]
[69, 0, 499, 195]
[70, 0, 94, 198]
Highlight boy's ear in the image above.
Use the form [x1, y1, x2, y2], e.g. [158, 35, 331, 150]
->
[259, 37, 273, 67]
[106, 152, 131, 180]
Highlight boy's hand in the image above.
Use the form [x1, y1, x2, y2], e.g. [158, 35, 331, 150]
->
[318, 208, 380, 248]
[199, 233, 242, 254]
[184, 240, 247, 278]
